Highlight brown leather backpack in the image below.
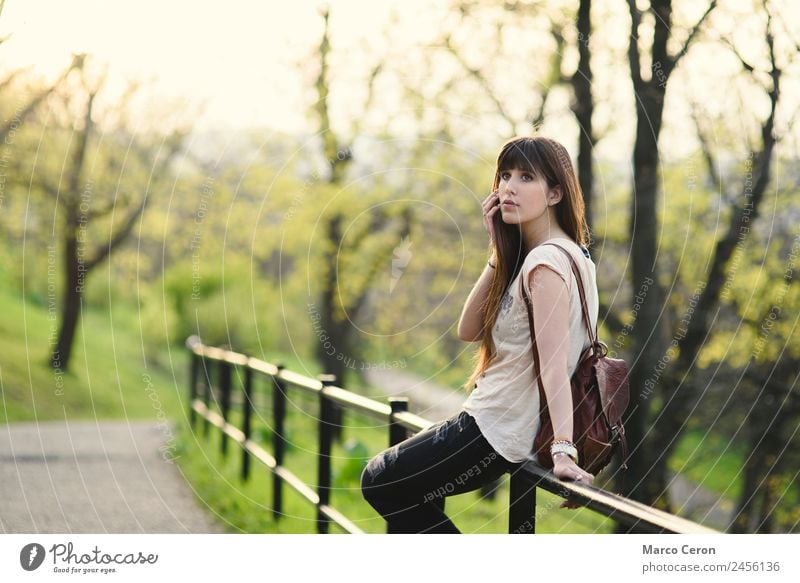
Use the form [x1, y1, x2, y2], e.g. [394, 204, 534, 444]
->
[519, 243, 630, 475]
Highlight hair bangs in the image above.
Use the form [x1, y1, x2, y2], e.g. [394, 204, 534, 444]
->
[497, 138, 547, 180]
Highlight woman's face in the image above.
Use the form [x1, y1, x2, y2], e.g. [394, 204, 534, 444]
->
[497, 167, 554, 225]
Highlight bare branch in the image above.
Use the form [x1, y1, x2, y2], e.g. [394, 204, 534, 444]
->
[530, 24, 567, 129]
[627, 0, 643, 87]
[350, 60, 383, 139]
[689, 100, 721, 190]
[312, 6, 345, 182]
[672, 4, 782, 368]
[86, 195, 126, 221]
[443, 34, 516, 132]
[85, 196, 147, 271]
[668, 0, 718, 74]
[0, 55, 84, 142]
[63, 89, 96, 216]
[85, 131, 185, 270]
[720, 36, 756, 74]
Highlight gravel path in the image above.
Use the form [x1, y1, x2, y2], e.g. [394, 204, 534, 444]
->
[364, 368, 734, 531]
[0, 420, 223, 533]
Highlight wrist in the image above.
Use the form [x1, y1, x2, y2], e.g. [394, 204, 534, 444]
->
[552, 452, 572, 463]
[550, 440, 579, 465]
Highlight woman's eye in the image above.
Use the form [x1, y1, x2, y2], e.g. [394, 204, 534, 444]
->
[521, 173, 532, 181]
[500, 172, 510, 180]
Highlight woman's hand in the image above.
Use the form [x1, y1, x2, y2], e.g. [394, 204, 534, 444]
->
[482, 190, 501, 245]
[553, 455, 594, 509]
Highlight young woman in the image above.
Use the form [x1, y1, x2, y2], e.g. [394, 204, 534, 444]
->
[360, 136, 599, 533]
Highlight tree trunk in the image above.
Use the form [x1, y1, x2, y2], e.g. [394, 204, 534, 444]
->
[52, 232, 82, 371]
[731, 362, 796, 533]
[621, 85, 668, 512]
[571, 0, 594, 233]
[316, 213, 348, 441]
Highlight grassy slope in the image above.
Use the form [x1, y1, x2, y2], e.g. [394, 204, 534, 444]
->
[0, 286, 186, 423]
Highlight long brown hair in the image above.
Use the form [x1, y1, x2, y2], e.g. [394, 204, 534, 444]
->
[462, 136, 590, 392]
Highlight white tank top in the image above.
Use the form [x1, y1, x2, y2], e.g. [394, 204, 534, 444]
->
[462, 238, 599, 463]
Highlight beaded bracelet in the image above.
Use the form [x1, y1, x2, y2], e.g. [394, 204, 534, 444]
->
[551, 439, 575, 447]
[550, 440, 579, 464]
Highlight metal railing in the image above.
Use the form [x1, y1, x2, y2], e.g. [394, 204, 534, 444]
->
[185, 336, 718, 534]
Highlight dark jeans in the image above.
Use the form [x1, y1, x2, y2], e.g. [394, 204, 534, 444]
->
[360, 410, 521, 533]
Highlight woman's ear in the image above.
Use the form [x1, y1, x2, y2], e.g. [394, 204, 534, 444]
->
[548, 186, 563, 206]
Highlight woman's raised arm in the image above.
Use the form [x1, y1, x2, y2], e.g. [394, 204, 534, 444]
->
[457, 261, 495, 342]
[459, 190, 501, 342]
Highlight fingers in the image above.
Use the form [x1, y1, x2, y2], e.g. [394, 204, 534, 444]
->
[482, 191, 500, 217]
[482, 191, 500, 244]
[554, 463, 592, 509]
[554, 459, 593, 484]
[482, 190, 499, 206]
[572, 470, 594, 483]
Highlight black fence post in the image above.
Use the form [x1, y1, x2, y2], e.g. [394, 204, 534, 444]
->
[388, 398, 409, 446]
[189, 351, 199, 427]
[317, 373, 337, 534]
[219, 360, 232, 456]
[272, 363, 286, 522]
[202, 358, 212, 438]
[508, 473, 537, 534]
[241, 361, 253, 482]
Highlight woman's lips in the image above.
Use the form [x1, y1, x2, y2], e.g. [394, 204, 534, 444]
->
[502, 201, 518, 206]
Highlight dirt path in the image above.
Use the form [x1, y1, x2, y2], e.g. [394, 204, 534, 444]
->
[0, 420, 222, 533]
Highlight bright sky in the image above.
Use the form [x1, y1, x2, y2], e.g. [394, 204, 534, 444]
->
[0, 0, 431, 133]
[1, 0, 798, 159]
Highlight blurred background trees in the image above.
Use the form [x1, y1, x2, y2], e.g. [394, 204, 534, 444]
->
[0, 0, 798, 532]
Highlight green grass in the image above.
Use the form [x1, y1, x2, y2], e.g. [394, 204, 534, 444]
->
[0, 284, 186, 422]
[670, 427, 746, 500]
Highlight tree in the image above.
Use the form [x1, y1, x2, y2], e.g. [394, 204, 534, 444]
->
[305, 7, 415, 439]
[626, 2, 791, 523]
[619, 0, 718, 514]
[29, 60, 188, 371]
[304, 1, 564, 401]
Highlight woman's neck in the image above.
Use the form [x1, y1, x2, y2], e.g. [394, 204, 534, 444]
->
[520, 222, 571, 254]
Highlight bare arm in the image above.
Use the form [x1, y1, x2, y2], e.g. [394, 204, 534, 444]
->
[459, 190, 502, 341]
[457, 258, 496, 342]
[529, 266, 595, 487]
